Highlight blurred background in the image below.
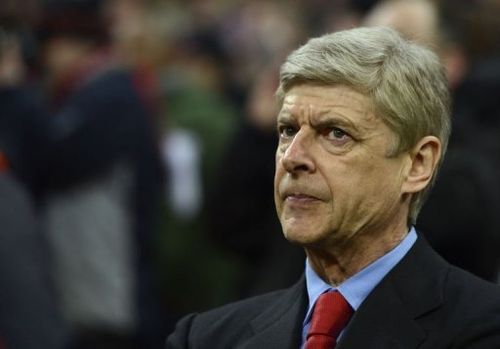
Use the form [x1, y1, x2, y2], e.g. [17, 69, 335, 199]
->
[0, 0, 499, 348]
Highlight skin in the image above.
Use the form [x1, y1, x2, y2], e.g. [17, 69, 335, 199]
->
[42, 37, 94, 86]
[274, 84, 440, 286]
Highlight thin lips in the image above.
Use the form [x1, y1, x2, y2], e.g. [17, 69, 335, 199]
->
[281, 188, 322, 201]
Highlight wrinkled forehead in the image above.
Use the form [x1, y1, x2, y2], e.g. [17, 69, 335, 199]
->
[278, 84, 379, 126]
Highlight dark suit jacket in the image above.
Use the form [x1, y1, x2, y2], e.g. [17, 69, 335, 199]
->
[166, 236, 500, 348]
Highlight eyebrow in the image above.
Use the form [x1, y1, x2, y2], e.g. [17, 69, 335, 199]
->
[277, 104, 367, 137]
[276, 113, 295, 124]
[311, 113, 359, 132]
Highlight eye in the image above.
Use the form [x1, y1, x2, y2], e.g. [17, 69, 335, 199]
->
[321, 127, 353, 146]
[325, 127, 349, 140]
[278, 125, 298, 139]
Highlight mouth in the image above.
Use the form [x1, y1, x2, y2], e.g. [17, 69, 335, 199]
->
[283, 192, 322, 205]
[285, 193, 318, 199]
[278, 181, 325, 207]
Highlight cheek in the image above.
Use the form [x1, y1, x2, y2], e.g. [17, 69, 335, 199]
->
[273, 161, 281, 190]
[274, 160, 284, 212]
[273, 186, 281, 215]
[322, 161, 377, 209]
[345, 164, 403, 214]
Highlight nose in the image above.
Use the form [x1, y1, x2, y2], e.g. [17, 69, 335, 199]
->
[280, 131, 316, 174]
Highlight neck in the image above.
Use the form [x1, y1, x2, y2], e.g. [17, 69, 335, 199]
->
[305, 220, 409, 286]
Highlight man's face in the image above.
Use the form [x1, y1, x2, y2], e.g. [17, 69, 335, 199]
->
[274, 84, 410, 249]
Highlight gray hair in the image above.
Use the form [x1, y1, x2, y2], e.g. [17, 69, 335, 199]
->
[276, 26, 451, 225]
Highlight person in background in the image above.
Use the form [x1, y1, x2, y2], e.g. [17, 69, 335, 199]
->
[0, 23, 68, 349]
[166, 26, 500, 348]
[0, 170, 68, 349]
[417, 0, 500, 282]
[363, 0, 500, 282]
[35, 1, 166, 348]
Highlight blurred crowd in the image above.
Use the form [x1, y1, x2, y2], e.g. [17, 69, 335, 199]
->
[1, 0, 499, 348]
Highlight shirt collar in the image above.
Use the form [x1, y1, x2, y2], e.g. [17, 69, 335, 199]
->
[303, 227, 417, 325]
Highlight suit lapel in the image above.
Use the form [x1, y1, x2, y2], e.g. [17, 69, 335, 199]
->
[242, 276, 307, 349]
[338, 236, 448, 349]
[337, 278, 425, 348]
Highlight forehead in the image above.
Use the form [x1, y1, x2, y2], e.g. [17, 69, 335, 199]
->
[279, 84, 380, 128]
[281, 84, 371, 113]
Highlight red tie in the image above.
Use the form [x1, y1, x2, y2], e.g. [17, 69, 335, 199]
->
[305, 291, 353, 349]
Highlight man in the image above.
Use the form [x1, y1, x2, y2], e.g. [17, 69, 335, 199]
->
[166, 26, 500, 348]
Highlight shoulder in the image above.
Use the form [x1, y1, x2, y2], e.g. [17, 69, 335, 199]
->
[388, 235, 500, 342]
[445, 265, 500, 314]
[78, 68, 136, 99]
[439, 266, 500, 347]
[412, 241, 500, 346]
[406, 235, 500, 314]
[166, 289, 285, 348]
[202, 287, 290, 323]
[166, 282, 304, 349]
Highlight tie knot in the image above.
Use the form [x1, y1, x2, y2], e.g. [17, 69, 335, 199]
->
[306, 291, 353, 348]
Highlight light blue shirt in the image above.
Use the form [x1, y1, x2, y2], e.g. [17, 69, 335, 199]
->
[301, 227, 417, 346]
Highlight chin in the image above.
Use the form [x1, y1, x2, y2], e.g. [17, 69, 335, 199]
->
[282, 226, 328, 246]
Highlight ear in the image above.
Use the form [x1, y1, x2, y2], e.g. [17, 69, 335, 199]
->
[401, 136, 441, 195]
